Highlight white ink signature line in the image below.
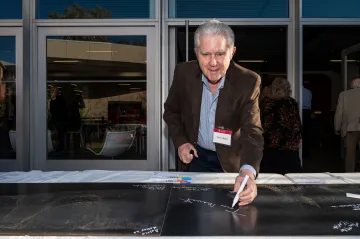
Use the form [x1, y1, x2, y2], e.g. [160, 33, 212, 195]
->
[225, 210, 246, 216]
[180, 198, 246, 216]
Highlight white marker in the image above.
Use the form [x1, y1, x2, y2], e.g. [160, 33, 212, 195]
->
[346, 193, 360, 199]
[232, 175, 249, 208]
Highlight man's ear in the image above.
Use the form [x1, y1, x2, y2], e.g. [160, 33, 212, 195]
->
[232, 47, 237, 58]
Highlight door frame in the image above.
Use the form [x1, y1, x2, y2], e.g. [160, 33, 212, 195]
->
[36, 26, 160, 171]
[165, 21, 293, 170]
[342, 43, 360, 91]
[0, 27, 24, 171]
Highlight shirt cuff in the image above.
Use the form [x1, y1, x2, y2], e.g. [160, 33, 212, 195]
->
[239, 165, 257, 178]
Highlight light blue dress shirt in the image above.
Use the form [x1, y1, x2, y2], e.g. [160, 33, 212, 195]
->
[197, 74, 257, 177]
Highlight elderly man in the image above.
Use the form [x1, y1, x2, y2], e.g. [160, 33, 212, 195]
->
[335, 78, 360, 172]
[163, 20, 263, 206]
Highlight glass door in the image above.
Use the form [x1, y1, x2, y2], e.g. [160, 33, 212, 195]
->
[0, 27, 23, 171]
[342, 43, 360, 90]
[168, 23, 289, 170]
[36, 27, 159, 171]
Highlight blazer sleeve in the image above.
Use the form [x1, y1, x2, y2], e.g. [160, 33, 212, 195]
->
[163, 65, 189, 148]
[239, 76, 264, 174]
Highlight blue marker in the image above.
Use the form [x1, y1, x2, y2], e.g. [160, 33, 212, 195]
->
[181, 177, 192, 181]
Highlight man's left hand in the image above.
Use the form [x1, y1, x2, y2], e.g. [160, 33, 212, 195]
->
[234, 169, 257, 206]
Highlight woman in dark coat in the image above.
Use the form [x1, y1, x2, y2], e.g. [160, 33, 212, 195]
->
[260, 78, 303, 175]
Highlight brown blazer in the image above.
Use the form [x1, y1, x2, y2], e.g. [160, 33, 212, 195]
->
[163, 60, 264, 173]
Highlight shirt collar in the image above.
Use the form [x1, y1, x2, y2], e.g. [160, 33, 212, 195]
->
[201, 74, 225, 90]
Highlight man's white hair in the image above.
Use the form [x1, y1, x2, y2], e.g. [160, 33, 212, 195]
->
[194, 19, 235, 49]
[351, 78, 360, 89]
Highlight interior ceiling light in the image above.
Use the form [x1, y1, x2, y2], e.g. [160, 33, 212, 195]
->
[86, 50, 117, 53]
[53, 60, 81, 63]
[330, 60, 358, 62]
[117, 72, 146, 77]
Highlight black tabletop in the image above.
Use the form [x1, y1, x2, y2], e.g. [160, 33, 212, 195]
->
[0, 183, 359, 236]
[0, 183, 170, 236]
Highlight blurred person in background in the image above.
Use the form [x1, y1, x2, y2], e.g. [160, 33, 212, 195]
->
[334, 78, 360, 172]
[260, 78, 302, 175]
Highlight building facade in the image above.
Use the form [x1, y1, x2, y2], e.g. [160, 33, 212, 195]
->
[0, 0, 360, 172]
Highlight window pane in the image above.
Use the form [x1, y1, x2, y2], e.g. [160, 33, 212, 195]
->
[169, 0, 289, 18]
[37, 0, 155, 19]
[302, 0, 360, 18]
[0, 0, 22, 19]
[302, 26, 360, 172]
[176, 26, 288, 170]
[0, 36, 16, 159]
[46, 36, 147, 160]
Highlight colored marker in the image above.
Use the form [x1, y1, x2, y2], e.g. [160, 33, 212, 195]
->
[179, 177, 192, 180]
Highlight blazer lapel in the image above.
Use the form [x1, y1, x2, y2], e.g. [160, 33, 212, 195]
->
[191, 65, 203, 140]
[215, 62, 235, 127]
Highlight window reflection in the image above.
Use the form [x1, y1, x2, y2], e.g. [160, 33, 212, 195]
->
[47, 83, 146, 160]
[170, 0, 288, 18]
[302, 0, 360, 18]
[46, 36, 147, 160]
[0, 0, 22, 19]
[37, 0, 154, 19]
[0, 37, 16, 159]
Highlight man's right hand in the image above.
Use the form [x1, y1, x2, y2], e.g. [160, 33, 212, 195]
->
[178, 143, 198, 163]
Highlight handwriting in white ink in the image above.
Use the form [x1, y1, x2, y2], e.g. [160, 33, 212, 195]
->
[333, 221, 359, 232]
[332, 204, 360, 211]
[173, 186, 211, 192]
[220, 205, 234, 210]
[133, 226, 159, 235]
[225, 209, 246, 216]
[133, 185, 165, 191]
[179, 198, 216, 207]
[180, 199, 247, 217]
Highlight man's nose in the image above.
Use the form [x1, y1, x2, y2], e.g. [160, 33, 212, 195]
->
[209, 56, 217, 66]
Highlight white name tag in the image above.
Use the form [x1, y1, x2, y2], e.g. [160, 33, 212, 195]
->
[213, 128, 232, 146]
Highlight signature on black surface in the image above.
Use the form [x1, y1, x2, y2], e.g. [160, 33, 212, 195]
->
[179, 198, 216, 207]
[173, 186, 212, 191]
[331, 204, 360, 211]
[179, 198, 246, 216]
[133, 226, 159, 235]
[133, 184, 165, 191]
[333, 221, 359, 232]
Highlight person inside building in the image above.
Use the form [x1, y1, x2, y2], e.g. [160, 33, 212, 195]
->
[334, 78, 360, 172]
[260, 78, 302, 175]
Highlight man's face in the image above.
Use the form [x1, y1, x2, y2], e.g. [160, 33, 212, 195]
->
[195, 34, 236, 83]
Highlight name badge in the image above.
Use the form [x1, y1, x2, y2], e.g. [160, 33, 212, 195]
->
[213, 127, 232, 146]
